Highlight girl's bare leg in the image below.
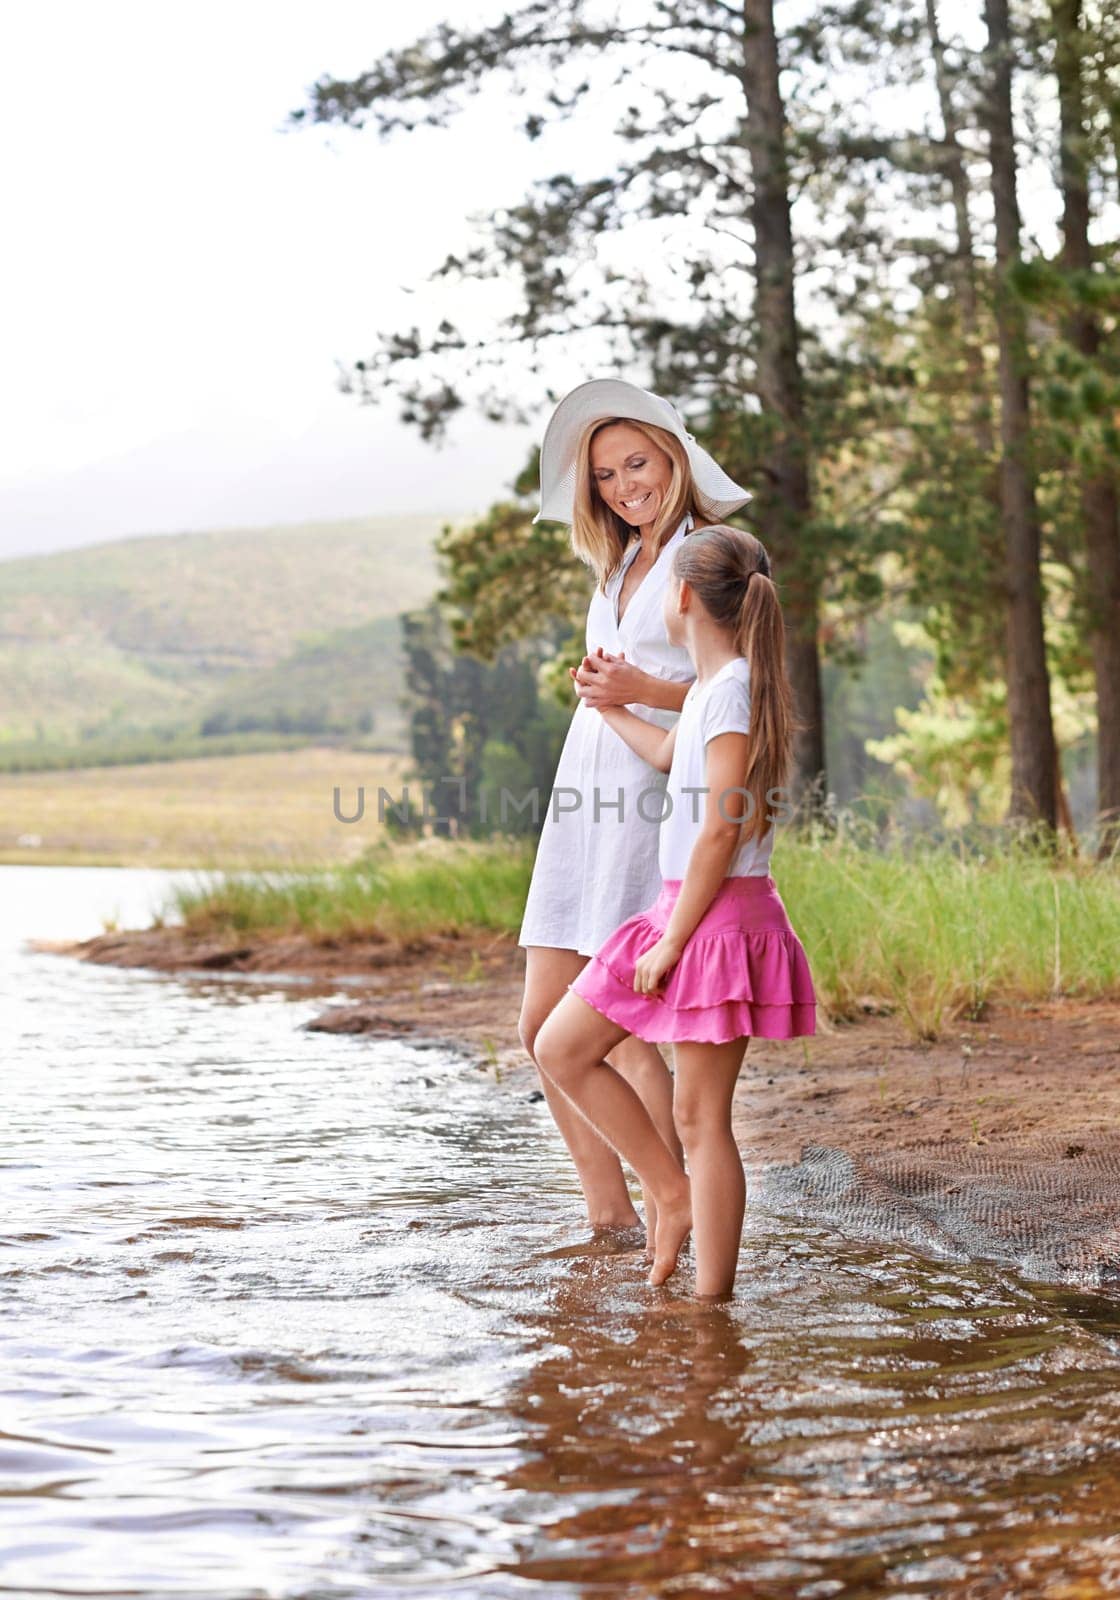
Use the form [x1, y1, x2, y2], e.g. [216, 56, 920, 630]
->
[672, 1038, 750, 1298]
[534, 991, 692, 1287]
[607, 1034, 683, 1258]
[519, 946, 641, 1230]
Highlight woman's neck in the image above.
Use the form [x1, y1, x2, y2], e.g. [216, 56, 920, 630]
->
[632, 508, 686, 554]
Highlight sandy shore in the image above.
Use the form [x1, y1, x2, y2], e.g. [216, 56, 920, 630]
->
[34, 924, 1120, 1167]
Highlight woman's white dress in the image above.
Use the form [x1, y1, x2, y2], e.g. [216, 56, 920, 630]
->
[518, 511, 697, 956]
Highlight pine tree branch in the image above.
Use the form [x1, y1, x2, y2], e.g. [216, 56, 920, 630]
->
[294, 6, 744, 134]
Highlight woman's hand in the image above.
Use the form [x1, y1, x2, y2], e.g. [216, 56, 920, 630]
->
[568, 646, 648, 709]
[633, 935, 682, 999]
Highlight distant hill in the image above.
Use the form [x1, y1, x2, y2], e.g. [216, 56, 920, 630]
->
[196, 614, 411, 746]
[0, 513, 453, 756]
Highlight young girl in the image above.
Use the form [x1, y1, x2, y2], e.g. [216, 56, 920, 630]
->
[533, 524, 817, 1298]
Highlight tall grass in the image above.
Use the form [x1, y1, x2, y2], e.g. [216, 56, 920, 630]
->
[167, 837, 535, 944]
[778, 832, 1120, 1037]
[161, 830, 1120, 1040]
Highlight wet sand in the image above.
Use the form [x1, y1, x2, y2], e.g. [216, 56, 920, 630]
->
[37, 924, 1120, 1166]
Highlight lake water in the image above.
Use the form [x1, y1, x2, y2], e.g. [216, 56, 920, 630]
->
[3, 864, 1120, 1597]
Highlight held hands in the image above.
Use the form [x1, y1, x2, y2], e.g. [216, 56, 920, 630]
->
[568, 646, 644, 710]
[633, 935, 683, 1000]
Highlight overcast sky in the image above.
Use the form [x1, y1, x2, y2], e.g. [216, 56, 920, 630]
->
[0, 1, 1061, 562]
[0, 1, 626, 558]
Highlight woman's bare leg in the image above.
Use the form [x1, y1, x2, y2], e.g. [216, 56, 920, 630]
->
[672, 1039, 750, 1298]
[607, 1034, 683, 1258]
[519, 946, 640, 1229]
[534, 991, 692, 1287]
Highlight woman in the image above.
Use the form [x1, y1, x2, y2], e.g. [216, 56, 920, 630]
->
[516, 377, 752, 1254]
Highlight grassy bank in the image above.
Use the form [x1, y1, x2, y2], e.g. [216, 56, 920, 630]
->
[158, 833, 1120, 1040]
[167, 837, 534, 942]
[780, 837, 1120, 1037]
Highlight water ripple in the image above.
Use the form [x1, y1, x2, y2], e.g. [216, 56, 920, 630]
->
[4, 867, 1120, 1597]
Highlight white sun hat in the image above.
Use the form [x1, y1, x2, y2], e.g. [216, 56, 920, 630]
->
[533, 376, 752, 525]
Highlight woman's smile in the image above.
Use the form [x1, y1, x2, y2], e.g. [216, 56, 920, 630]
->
[620, 489, 655, 513]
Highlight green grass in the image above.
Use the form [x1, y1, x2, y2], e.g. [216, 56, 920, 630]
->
[778, 832, 1120, 1038]
[167, 837, 535, 943]
[157, 829, 1120, 1039]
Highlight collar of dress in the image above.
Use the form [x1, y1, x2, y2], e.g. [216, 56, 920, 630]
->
[613, 509, 694, 629]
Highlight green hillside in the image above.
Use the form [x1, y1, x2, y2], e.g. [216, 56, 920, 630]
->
[196, 614, 410, 746]
[0, 513, 452, 757]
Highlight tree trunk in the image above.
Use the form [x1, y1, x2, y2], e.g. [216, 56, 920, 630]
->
[981, 0, 1059, 834]
[926, 0, 996, 461]
[925, 0, 980, 335]
[741, 0, 826, 823]
[1052, 0, 1120, 859]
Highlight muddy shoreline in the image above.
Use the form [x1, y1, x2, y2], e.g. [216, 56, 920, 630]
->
[35, 924, 1120, 1167]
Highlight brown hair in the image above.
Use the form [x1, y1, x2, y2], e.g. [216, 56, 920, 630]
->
[570, 417, 712, 589]
[672, 524, 793, 844]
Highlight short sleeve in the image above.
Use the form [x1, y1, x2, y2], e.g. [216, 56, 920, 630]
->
[701, 673, 751, 744]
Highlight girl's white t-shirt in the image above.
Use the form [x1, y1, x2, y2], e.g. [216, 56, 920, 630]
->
[657, 656, 776, 880]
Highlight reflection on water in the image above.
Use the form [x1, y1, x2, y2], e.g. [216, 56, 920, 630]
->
[3, 865, 1120, 1597]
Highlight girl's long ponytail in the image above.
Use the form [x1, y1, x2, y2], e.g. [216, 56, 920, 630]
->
[734, 572, 793, 844]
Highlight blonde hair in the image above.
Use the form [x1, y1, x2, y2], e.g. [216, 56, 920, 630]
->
[672, 524, 794, 845]
[569, 417, 712, 589]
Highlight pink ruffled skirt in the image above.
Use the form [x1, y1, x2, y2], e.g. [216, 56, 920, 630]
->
[568, 875, 816, 1045]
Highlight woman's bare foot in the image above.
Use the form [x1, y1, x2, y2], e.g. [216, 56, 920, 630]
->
[648, 1182, 692, 1287]
[537, 1223, 644, 1261]
[588, 1204, 642, 1230]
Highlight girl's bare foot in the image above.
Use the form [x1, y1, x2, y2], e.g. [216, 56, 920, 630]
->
[641, 1189, 657, 1259]
[648, 1183, 692, 1287]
